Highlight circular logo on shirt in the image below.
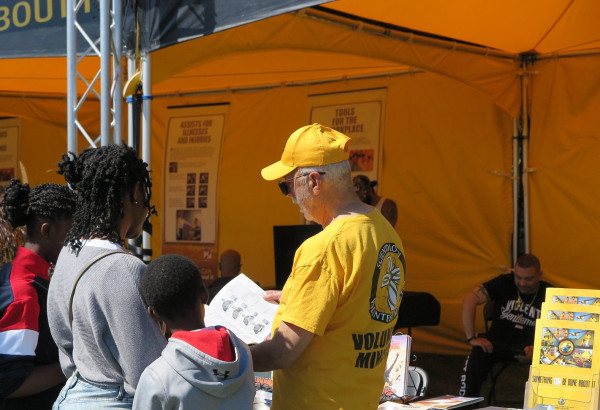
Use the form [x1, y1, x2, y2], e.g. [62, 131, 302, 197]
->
[369, 243, 405, 323]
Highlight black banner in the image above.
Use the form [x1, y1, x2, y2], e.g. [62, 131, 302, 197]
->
[122, 0, 329, 56]
[0, 0, 329, 59]
[0, 0, 99, 58]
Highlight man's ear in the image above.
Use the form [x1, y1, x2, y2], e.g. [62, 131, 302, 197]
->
[40, 222, 51, 239]
[309, 172, 323, 195]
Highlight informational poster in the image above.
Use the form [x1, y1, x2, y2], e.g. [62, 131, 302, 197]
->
[308, 89, 386, 182]
[162, 105, 228, 283]
[0, 118, 20, 188]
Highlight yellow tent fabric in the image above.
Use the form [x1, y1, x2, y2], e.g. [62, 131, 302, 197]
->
[1, 3, 600, 355]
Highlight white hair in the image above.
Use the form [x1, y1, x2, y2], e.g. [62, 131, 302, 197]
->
[298, 160, 353, 192]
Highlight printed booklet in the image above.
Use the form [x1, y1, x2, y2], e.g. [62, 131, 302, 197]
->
[378, 395, 483, 409]
[381, 334, 412, 402]
[203, 273, 278, 344]
[524, 287, 600, 410]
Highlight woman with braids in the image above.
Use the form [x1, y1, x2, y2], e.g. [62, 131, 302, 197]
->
[0, 179, 75, 409]
[47, 145, 166, 409]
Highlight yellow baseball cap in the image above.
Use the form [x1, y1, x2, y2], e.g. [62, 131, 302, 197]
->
[261, 123, 351, 181]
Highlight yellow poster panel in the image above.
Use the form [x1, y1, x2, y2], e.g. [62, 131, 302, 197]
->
[308, 88, 386, 182]
[163, 105, 228, 244]
[544, 288, 600, 307]
[526, 319, 600, 410]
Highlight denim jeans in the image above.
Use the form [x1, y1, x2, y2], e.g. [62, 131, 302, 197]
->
[53, 372, 134, 409]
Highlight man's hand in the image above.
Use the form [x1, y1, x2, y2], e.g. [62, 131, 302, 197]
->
[514, 345, 534, 363]
[263, 290, 282, 304]
[469, 336, 494, 354]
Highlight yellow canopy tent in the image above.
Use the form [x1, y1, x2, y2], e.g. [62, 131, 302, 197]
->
[1, 0, 599, 354]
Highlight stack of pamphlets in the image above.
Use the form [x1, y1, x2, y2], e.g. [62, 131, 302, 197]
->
[378, 395, 483, 409]
[524, 288, 600, 410]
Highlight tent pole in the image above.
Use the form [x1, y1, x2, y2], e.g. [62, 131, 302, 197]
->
[512, 118, 519, 263]
[521, 67, 531, 254]
[112, 0, 123, 145]
[127, 57, 136, 148]
[66, 0, 77, 154]
[141, 52, 152, 262]
[100, 0, 111, 146]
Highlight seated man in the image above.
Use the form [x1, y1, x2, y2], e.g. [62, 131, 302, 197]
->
[459, 253, 552, 397]
[208, 249, 242, 302]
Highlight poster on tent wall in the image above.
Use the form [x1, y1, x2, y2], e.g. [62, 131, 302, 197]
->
[308, 89, 385, 183]
[162, 105, 228, 283]
[0, 119, 20, 189]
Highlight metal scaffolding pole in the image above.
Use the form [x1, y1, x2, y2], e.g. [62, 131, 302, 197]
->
[66, 0, 123, 151]
[141, 53, 152, 262]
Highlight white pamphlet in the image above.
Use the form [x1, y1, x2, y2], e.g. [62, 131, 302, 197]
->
[204, 273, 278, 344]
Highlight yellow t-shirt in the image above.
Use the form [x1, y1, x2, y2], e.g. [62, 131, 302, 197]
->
[271, 210, 406, 410]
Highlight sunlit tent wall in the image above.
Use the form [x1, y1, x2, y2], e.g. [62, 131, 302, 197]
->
[1, 4, 600, 355]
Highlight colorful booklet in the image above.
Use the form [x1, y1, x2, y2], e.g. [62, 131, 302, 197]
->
[525, 318, 600, 410]
[378, 395, 483, 409]
[381, 334, 412, 402]
[541, 302, 600, 323]
[544, 288, 600, 307]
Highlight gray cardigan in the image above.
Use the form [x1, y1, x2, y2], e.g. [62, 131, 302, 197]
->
[48, 241, 166, 395]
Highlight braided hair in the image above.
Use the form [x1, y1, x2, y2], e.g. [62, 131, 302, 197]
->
[57, 144, 156, 251]
[1, 178, 76, 239]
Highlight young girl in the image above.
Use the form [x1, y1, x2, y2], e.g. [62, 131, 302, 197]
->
[0, 179, 75, 409]
[48, 145, 166, 409]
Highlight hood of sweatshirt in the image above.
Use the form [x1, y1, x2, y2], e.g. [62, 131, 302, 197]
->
[163, 326, 253, 399]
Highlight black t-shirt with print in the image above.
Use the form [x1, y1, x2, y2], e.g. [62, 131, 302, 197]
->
[484, 273, 551, 347]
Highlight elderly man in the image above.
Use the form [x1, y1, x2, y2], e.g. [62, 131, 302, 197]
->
[250, 123, 406, 409]
[459, 253, 552, 397]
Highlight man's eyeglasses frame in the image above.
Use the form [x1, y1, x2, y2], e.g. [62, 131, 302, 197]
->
[278, 172, 326, 196]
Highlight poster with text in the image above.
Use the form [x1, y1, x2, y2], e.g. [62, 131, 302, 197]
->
[308, 89, 386, 183]
[0, 119, 20, 188]
[163, 106, 227, 244]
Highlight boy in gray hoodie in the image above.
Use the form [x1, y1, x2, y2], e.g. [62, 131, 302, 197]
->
[133, 254, 255, 409]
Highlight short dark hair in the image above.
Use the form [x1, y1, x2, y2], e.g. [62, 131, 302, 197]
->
[141, 254, 207, 321]
[516, 253, 541, 271]
[57, 144, 156, 251]
[1, 178, 75, 237]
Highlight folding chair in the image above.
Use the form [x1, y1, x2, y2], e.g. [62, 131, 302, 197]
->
[406, 366, 428, 396]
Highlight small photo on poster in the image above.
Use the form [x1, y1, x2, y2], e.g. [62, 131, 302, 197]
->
[186, 185, 196, 196]
[199, 197, 207, 208]
[169, 162, 178, 173]
[0, 168, 15, 182]
[349, 149, 374, 172]
[198, 184, 208, 196]
[199, 172, 209, 184]
[176, 210, 202, 241]
[186, 198, 195, 208]
[187, 173, 196, 184]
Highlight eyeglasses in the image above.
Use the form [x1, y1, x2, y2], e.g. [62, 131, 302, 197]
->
[278, 172, 325, 196]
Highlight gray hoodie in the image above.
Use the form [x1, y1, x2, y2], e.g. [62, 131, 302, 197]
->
[132, 326, 255, 409]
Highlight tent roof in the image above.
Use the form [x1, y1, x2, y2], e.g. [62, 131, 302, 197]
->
[325, 0, 600, 55]
[3, 1, 600, 118]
